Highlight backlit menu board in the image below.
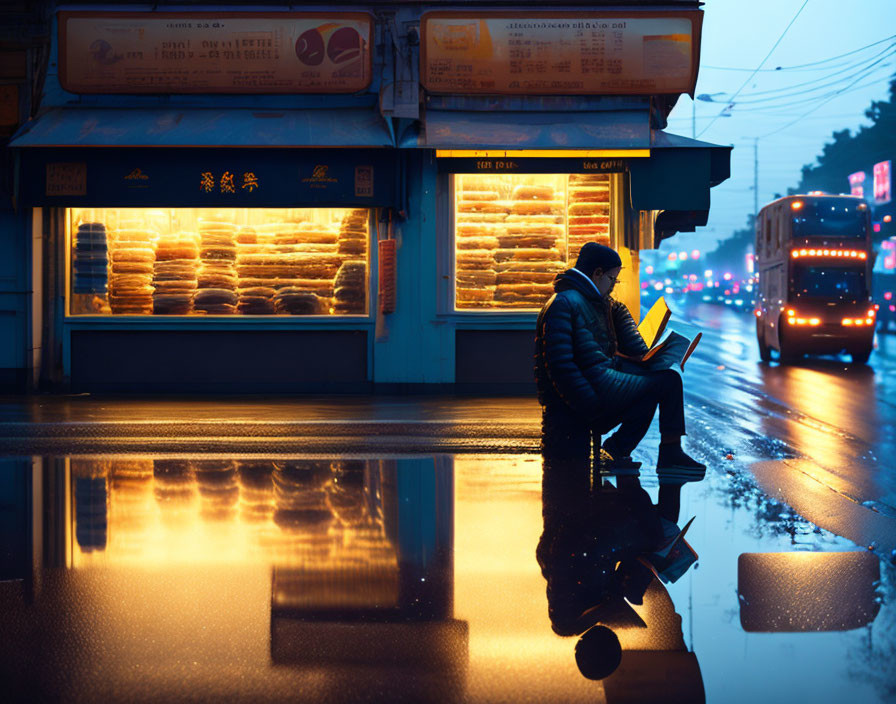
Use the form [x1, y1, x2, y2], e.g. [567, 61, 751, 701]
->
[59, 12, 372, 94]
[422, 11, 701, 95]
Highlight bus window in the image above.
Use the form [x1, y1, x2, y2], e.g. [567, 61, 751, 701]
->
[791, 197, 869, 238]
[792, 265, 867, 300]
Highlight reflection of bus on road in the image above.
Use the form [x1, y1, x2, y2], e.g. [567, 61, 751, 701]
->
[754, 194, 875, 364]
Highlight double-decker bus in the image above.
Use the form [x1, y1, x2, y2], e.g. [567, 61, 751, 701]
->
[754, 194, 875, 364]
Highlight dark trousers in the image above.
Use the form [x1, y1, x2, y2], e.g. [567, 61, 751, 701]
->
[597, 369, 686, 457]
[541, 369, 686, 460]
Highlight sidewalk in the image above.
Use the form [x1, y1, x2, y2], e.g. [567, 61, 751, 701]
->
[0, 394, 545, 453]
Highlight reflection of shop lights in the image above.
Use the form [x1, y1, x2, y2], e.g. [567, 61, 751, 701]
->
[791, 249, 867, 259]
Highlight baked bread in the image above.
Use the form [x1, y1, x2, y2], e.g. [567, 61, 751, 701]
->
[511, 184, 555, 200]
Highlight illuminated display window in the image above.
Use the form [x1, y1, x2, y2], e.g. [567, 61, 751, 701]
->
[67, 208, 369, 316]
[453, 174, 614, 310]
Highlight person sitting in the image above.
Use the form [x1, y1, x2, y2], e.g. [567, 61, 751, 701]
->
[534, 242, 705, 476]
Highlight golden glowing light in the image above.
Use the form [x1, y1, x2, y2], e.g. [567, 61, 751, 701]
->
[436, 149, 650, 158]
[791, 201, 804, 210]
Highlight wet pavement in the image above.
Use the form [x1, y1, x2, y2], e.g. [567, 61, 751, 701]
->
[2, 305, 896, 701]
[0, 452, 894, 703]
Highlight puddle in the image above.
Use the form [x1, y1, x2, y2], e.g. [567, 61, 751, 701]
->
[0, 454, 893, 703]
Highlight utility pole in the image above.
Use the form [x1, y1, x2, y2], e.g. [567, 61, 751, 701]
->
[692, 98, 696, 139]
[753, 138, 759, 220]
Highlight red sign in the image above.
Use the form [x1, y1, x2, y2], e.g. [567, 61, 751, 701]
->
[874, 160, 891, 204]
[848, 170, 865, 198]
[58, 11, 373, 94]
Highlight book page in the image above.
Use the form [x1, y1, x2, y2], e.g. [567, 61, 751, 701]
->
[679, 332, 702, 371]
[638, 296, 671, 349]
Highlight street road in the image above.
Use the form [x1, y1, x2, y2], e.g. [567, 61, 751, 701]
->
[668, 299, 896, 557]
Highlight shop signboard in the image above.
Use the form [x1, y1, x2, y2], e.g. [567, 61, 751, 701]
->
[873, 160, 891, 204]
[21, 148, 397, 207]
[848, 170, 865, 198]
[436, 153, 632, 174]
[421, 11, 702, 95]
[58, 11, 373, 94]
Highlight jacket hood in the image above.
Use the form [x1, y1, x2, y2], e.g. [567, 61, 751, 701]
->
[554, 268, 602, 302]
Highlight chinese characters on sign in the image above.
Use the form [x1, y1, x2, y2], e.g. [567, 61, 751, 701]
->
[422, 12, 700, 95]
[59, 12, 372, 94]
[200, 171, 260, 194]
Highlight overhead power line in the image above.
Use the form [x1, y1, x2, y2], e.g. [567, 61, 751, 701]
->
[725, 53, 894, 105]
[759, 56, 894, 138]
[731, 43, 895, 97]
[698, 0, 809, 138]
[691, 71, 894, 117]
[702, 34, 896, 72]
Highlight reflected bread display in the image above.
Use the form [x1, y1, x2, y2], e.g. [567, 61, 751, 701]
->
[69, 208, 370, 316]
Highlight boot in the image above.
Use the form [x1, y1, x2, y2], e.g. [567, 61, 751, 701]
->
[600, 436, 642, 476]
[656, 444, 706, 482]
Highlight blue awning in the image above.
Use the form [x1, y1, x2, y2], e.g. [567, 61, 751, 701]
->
[629, 131, 732, 212]
[400, 109, 650, 150]
[9, 108, 395, 148]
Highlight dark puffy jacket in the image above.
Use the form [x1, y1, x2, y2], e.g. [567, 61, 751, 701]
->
[534, 269, 650, 419]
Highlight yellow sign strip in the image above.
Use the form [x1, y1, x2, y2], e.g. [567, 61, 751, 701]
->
[435, 149, 650, 158]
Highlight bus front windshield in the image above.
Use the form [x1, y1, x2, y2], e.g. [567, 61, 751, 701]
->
[792, 265, 867, 301]
[791, 198, 869, 238]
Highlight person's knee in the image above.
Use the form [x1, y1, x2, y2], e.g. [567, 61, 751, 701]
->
[656, 369, 683, 390]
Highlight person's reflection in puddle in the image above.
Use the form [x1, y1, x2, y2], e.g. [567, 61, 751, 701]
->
[537, 456, 705, 701]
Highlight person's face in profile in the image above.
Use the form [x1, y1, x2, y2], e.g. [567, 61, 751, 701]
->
[592, 266, 622, 296]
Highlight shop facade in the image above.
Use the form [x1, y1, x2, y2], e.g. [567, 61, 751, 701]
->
[10, 2, 730, 393]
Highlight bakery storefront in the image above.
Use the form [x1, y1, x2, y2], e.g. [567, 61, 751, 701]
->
[408, 11, 730, 389]
[13, 11, 397, 392]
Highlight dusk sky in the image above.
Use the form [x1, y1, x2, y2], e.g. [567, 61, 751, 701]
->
[664, 0, 895, 256]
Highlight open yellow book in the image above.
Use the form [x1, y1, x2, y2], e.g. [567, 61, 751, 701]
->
[619, 296, 702, 372]
[638, 296, 673, 349]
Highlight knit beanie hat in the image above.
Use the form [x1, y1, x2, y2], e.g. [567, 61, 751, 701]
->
[574, 242, 622, 276]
